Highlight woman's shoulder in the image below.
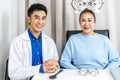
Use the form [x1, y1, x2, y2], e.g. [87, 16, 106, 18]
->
[69, 33, 82, 40]
[97, 33, 109, 40]
[96, 33, 111, 44]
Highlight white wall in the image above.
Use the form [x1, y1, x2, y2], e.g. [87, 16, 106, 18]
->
[0, 0, 10, 80]
[114, 1, 120, 53]
[0, 0, 25, 80]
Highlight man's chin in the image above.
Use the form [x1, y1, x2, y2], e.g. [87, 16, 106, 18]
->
[34, 30, 42, 33]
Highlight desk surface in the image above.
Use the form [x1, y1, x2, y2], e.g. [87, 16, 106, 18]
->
[32, 69, 114, 80]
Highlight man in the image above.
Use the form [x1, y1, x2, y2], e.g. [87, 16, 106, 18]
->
[8, 3, 59, 80]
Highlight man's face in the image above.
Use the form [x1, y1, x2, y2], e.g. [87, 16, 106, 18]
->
[27, 10, 47, 34]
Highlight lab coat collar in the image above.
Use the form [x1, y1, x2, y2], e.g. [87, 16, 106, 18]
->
[22, 29, 47, 41]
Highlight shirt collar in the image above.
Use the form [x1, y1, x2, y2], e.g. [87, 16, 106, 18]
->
[28, 28, 42, 41]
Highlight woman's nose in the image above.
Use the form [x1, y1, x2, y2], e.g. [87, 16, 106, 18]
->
[85, 21, 88, 25]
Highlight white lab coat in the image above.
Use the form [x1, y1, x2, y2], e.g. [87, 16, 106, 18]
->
[8, 30, 59, 80]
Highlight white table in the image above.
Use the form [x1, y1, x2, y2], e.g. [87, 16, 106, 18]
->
[32, 69, 114, 80]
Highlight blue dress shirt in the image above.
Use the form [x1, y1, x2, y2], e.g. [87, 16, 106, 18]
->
[28, 28, 44, 73]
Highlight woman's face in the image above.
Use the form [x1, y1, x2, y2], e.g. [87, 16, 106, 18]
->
[80, 12, 96, 35]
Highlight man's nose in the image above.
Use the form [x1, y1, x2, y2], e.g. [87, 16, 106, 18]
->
[38, 19, 42, 24]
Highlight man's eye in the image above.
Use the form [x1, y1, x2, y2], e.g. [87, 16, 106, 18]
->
[42, 16, 46, 20]
[35, 16, 39, 19]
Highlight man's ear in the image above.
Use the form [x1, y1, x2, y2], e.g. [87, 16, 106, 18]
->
[27, 16, 31, 23]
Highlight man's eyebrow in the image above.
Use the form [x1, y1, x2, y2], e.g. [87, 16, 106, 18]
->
[34, 15, 46, 18]
[34, 15, 39, 17]
[42, 15, 47, 18]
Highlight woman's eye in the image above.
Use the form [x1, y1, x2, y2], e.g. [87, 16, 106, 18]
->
[81, 19, 85, 22]
[88, 20, 92, 22]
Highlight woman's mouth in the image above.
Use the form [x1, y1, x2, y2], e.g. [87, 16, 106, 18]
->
[84, 27, 91, 30]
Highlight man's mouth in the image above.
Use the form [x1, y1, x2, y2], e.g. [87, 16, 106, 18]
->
[36, 24, 42, 28]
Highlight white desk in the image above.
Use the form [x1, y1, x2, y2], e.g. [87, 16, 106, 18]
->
[32, 69, 114, 80]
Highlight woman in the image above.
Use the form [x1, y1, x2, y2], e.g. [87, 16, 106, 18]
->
[60, 8, 120, 69]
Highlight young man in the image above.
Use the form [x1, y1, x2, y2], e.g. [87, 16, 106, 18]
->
[8, 3, 59, 80]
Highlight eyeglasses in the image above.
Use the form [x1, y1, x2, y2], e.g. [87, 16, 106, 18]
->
[78, 68, 99, 76]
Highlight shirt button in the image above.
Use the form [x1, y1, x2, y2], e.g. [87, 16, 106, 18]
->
[37, 52, 39, 55]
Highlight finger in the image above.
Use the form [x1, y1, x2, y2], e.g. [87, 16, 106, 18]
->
[47, 68, 56, 73]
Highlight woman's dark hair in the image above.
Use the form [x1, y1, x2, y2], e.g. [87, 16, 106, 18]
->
[28, 3, 47, 17]
[79, 8, 96, 22]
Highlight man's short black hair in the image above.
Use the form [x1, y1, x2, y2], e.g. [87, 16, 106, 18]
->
[28, 3, 47, 17]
